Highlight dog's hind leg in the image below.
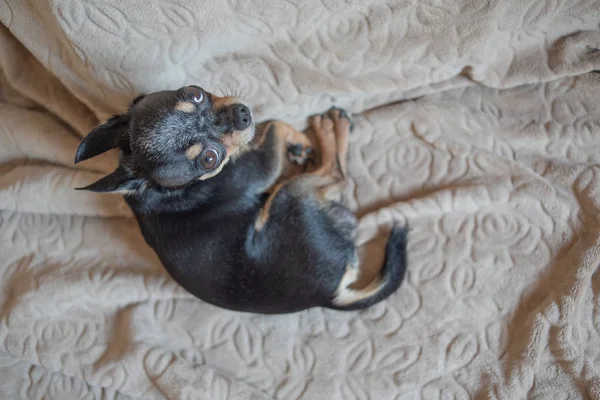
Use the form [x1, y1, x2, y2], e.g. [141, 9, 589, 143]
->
[253, 109, 351, 232]
[306, 107, 351, 203]
[308, 109, 407, 310]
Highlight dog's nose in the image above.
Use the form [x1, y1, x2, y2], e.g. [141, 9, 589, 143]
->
[233, 104, 252, 130]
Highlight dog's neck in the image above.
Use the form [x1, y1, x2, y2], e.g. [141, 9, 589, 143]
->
[124, 162, 259, 216]
[124, 182, 211, 215]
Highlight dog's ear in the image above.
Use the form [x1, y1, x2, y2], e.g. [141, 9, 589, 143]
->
[75, 165, 142, 194]
[74, 114, 129, 164]
[130, 94, 146, 108]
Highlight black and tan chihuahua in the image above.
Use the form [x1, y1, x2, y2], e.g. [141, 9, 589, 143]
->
[74, 86, 408, 314]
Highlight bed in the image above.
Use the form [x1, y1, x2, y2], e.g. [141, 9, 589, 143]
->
[1, 0, 600, 398]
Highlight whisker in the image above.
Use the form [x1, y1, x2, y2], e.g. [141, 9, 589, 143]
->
[238, 86, 247, 99]
[225, 83, 234, 97]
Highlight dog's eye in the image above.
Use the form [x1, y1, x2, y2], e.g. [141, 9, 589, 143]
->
[184, 86, 203, 103]
[201, 149, 218, 170]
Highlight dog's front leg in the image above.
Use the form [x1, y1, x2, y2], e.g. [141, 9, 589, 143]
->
[241, 121, 313, 194]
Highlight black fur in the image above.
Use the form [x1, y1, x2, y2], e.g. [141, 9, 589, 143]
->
[74, 86, 408, 314]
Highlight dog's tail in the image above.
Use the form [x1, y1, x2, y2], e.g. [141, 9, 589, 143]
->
[328, 225, 408, 311]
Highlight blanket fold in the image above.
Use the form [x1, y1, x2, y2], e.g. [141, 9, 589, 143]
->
[1, 1, 600, 398]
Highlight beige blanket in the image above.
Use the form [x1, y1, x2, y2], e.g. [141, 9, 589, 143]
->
[2, 1, 600, 399]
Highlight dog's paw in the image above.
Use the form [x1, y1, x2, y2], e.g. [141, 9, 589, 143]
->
[325, 107, 354, 132]
[287, 143, 314, 167]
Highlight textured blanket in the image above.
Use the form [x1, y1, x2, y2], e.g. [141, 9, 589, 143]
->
[1, 1, 600, 399]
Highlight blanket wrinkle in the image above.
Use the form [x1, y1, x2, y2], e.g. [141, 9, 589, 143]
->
[1, 1, 600, 399]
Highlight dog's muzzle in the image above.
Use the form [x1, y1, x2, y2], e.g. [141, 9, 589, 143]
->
[233, 104, 252, 130]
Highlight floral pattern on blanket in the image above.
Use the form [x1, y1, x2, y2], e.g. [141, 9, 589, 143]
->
[1, 0, 600, 399]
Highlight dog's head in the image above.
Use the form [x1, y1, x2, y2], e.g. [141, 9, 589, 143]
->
[74, 85, 255, 194]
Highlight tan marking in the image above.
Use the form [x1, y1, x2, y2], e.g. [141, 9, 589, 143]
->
[273, 121, 310, 144]
[309, 114, 338, 176]
[211, 95, 237, 110]
[198, 156, 229, 180]
[221, 127, 255, 159]
[254, 182, 285, 231]
[221, 134, 239, 155]
[185, 143, 202, 160]
[330, 110, 351, 177]
[175, 101, 196, 113]
[256, 121, 312, 149]
[333, 263, 385, 306]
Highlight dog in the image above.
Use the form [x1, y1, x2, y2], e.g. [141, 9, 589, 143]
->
[74, 85, 408, 314]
